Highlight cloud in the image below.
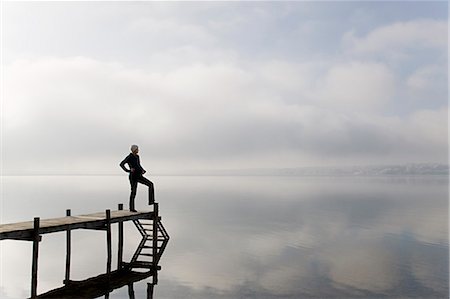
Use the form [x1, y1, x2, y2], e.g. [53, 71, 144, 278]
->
[405, 64, 448, 103]
[2, 3, 448, 173]
[407, 65, 443, 91]
[343, 19, 447, 57]
[3, 54, 447, 174]
[385, 110, 446, 162]
[317, 61, 396, 112]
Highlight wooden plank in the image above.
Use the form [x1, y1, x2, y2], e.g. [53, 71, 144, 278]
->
[0, 210, 155, 241]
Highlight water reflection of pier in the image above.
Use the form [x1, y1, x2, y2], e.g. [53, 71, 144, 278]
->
[0, 203, 169, 298]
[36, 268, 158, 298]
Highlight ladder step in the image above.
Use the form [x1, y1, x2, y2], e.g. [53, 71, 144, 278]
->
[130, 261, 154, 269]
[141, 246, 163, 250]
[135, 222, 153, 225]
[140, 253, 153, 257]
[145, 238, 167, 242]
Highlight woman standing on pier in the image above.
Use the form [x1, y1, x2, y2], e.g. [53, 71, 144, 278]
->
[120, 145, 155, 212]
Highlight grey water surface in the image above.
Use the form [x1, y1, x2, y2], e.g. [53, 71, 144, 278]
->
[0, 175, 448, 298]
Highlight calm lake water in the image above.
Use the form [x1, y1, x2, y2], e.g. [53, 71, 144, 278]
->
[0, 175, 448, 298]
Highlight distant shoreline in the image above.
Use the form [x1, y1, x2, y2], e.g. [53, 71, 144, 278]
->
[2, 163, 448, 177]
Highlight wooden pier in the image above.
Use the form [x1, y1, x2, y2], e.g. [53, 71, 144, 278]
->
[0, 203, 169, 298]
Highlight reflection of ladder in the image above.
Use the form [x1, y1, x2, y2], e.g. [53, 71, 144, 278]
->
[130, 211, 169, 269]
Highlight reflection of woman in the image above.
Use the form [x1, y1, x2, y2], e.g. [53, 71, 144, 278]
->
[120, 145, 154, 212]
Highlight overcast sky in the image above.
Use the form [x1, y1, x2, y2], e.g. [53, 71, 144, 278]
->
[1, 1, 448, 174]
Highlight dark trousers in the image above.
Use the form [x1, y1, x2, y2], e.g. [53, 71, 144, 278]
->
[129, 175, 154, 210]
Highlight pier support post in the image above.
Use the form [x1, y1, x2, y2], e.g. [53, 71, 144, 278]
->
[105, 209, 112, 298]
[106, 209, 112, 275]
[31, 217, 40, 298]
[128, 283, 136, 299]
[64, 209, 71, 284]
[118, 204, 124, 270]
[147, 282, 154, 299]
[152, 203, 159, 285]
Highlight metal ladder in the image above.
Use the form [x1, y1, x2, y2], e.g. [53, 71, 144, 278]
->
[130, 217, 170, 269]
